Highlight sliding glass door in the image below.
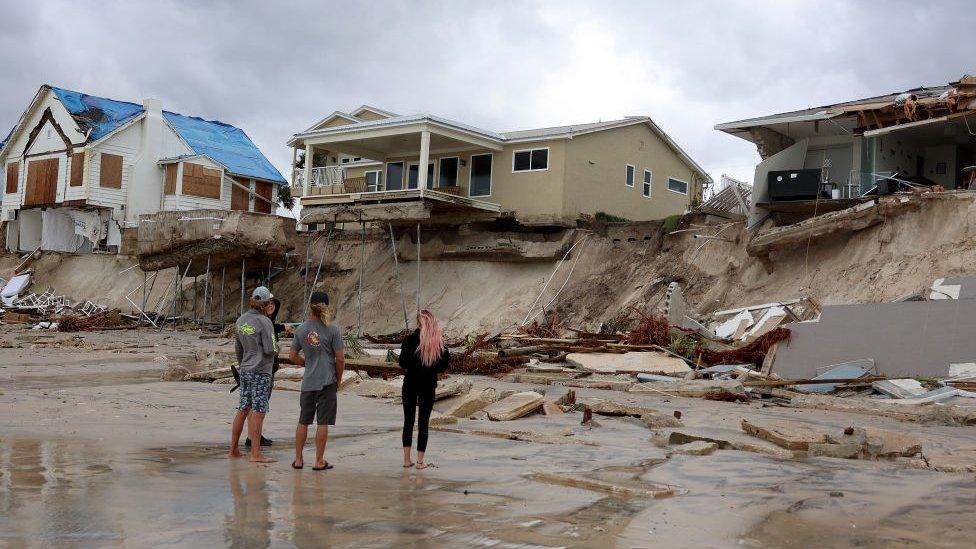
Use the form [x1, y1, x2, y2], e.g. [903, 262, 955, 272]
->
[469, 154, 492, 197]
[386, 162, 404, 190]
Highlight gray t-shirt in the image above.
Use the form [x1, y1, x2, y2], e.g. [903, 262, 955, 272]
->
[234, 309, 277, 375]
[292, 320, 343, 391]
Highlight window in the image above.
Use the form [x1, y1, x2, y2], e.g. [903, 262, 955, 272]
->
[625, 164, 634, 187]
[181, 162, 221, 199]
[469, 153, 492, 197]
[386, 162, 404, 190]
[365, 170, 381, 192]
[5, 161, 19, 194]
[70, 152, 84, 187]
[667, 177, 688, 195]
[642, 169, 652, 198]
[99, 153, 123, 188]
[438, 157, 459, 188]
[512, 148, 548, 172]
[407, 162, 435, 189]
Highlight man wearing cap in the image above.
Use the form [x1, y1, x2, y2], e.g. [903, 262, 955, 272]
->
[289, 291, 344, 470]
[228, 286, 278, 463]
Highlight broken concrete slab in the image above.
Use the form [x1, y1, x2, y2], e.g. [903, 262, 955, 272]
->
[274, 367, 304, 381]
[640, 412, 683, 429]
[740, 418, 827, 451]
[543, 383, 575, 406]
[428, 412, 459, 426]
[485, 391, 544, 421]
[861, 426, 922, 457]
[664, 282, 688, 327]
[351, 378, 403, 398]
[274, 380, 303, 392]
[566, 352, 690, 375]
[903, 446, 976, 473]
[872, 378, 925, 399]
[807, 441, 861, 459]
[183, 367, 232, 382]
[434, 378, 473, 400]
[339, 370, 361, 389]
[665, 429, 792, 458]
[668, 440, 718, 456]
[586, 399, 659, 418]
[740, 306, 787, 342]
[527, 472, 675, 498]
[630, 379, 745, 398]
[441, 387, 497, 418]
[562, 375, 635, 392]
[714, 310, 754, 339]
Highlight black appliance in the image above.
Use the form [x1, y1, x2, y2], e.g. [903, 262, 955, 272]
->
[767, 168, 825, 201]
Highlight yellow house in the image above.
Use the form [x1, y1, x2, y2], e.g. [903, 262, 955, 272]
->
[288, 105, 711, 225]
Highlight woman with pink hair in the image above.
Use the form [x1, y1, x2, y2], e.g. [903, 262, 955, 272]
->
[398, 309, 451, 469]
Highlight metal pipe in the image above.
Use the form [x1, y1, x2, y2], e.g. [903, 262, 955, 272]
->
[357, 221, 365, 337]
[203, 255, 211, 325]
[304, 225, 333, 318]
[389, 222, 409, 331]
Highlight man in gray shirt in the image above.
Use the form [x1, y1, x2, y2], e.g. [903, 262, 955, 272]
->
[289, 291, 344, 470]
[228, 286, 278, 464]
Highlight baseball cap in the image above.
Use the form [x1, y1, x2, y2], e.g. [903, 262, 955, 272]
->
[309, 291, 329, 305]
[252, 286, 274, 301]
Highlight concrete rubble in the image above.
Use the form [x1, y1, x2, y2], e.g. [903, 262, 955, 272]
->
[485, 391, 545, 421]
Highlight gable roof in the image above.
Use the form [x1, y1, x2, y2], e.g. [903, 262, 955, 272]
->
[162, 111, 286, 184]
[0, 85, 285, 184]
[350, 105, 399, 119]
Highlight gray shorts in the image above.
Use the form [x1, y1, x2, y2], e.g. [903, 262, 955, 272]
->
[299, 383, 338, 425]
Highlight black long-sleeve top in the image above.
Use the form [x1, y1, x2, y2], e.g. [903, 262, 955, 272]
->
[398, 329, 451, 387]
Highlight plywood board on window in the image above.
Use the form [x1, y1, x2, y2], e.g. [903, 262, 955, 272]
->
[164, 164, 178, 195]
[70, 152, 85, 187]
[5, 161, 19, 194]
[231, 177, 250, 210]
[254, 180, 273, 213]
[25, 157, 58, 206]
[99, 153, 123, 188]
[182, 162, 221, 199]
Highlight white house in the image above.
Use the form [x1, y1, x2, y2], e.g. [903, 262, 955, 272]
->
[0, 85, 286, 254]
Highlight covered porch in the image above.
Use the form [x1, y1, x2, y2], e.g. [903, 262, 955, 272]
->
[289, 115, 505, 208]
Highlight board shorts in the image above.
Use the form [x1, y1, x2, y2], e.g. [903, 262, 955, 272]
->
[299, 383, 338, 425]
[238, 371, 272, 413]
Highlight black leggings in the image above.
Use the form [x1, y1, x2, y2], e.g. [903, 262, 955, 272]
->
[402, 379, 435, 452]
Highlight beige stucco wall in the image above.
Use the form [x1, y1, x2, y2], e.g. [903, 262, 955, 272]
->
[562, 123, 697, 221]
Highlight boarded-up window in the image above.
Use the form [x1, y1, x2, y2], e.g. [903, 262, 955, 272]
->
[99, 153, 123, 188]
[70, 152, 85, 187]
[25, 157, 59, 206]
[181, 162, 221, 199]
[231, 177, 250, 211]
[164, 164, 178, 195]
[5, 162, 18, 194]
[254, 181, 273, 214]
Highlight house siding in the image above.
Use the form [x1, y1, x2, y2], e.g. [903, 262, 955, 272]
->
[562, 123, 698, 221]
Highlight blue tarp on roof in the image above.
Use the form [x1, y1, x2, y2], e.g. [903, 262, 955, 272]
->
[163, 111, 286, 184]
[41, 85, 285, 184]
[50, 86, 145, 142]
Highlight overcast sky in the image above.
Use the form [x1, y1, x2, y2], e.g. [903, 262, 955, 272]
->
[1, 0, 972, 199]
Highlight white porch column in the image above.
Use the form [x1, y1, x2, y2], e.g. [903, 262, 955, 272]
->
[303, 144, 313, 197]
[418, 130, 431, 190]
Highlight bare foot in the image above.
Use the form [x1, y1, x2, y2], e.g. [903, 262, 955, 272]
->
[228, 449, 244, 458]
[249, 454, 277, 463]
[416, 461, 430, 470]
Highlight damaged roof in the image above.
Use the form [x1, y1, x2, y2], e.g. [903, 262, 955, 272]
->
[3, 85, 285, 184]
[162, 111, 286, 184]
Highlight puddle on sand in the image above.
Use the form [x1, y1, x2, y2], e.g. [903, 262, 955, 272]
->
[0, 437, 644, 548]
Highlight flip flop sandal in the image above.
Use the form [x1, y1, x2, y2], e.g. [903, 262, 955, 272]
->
[312, 462, 334, 471]
[291, 461, 304, 470]
[403, 462, 415, 468]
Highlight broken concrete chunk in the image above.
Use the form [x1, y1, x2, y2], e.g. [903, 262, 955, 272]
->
[275, 367, 304, 381]
[485, 391, 544, 421]
[807, 441, 861, 459]
[586, 399, 659, 418]
[542, 402, 564, 416]
[273, 380, 303, 392]
[428, 412, 459, 426]
[861, 426, 922, 457]
[740, 306, 787, 342]
[640, 412, 683, 429]
[668, 440, 718, 456]
[630, 379, 745, 398]
[442, 388, 497, 418]
[714, 310, 754, 339]
[434, 378, 473, 400]
[528, 472, 674, 498]
[351, 378, 403, 398]
[183, 367, 233, 382]
[543, 383, 575, 406]
[741, 419, 827, 451]
[566, 352, 690, 375]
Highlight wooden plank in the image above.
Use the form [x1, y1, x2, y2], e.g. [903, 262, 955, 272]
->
[99, 153, 123, 188]
[181, 162, 221, 199]
[230, 177, 249, 210]
[5, 161, 18, 193]
[254, 180, 272, 213]
[25, 157, 58, 205]
[163, 163, 178, 195]
[69, 152, 84, 187]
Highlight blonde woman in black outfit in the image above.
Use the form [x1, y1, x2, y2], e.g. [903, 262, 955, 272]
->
[399, 309, 451, 469]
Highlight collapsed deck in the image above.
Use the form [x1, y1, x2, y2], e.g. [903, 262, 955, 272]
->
[300, 188, 504, 225]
